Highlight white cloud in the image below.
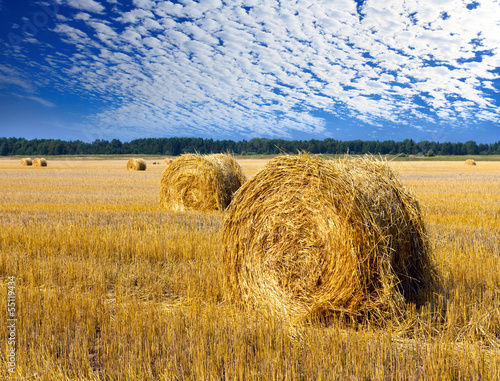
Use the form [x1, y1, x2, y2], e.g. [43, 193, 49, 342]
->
[118, 9, 155, 24]
[132, 0, 155, 10]
[74, 12, 91, 21]
[66, 0, 104, 13]
[0, 65, 34, 92]
[0, 65, 55, 107]
[40, 0, 500, 138]
[0, 74, 32, 92]
[13, 93, 56, 107]
[54, 23, 89, 42]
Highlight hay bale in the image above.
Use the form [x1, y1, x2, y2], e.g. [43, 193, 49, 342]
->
[160, 153, 246, 212]
[223, 154, 436, 324]
[164, 158, 173, 165]
[20, 158, 32, 166]
[127, 158, 147, 171]
[465, 159, 476, 166]
[33, 158, 47, 167]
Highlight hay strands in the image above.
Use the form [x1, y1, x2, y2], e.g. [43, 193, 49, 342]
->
[33, 158, 47, 167]
[20, 158, 32, 166]
[222, 153, 438, 326]
[160, 153, 246, 212]
[127, 158, 147, 171]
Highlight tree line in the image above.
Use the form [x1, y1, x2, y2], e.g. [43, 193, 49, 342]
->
[1, 137, 499, 156]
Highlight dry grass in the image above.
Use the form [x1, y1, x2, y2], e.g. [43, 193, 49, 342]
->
[126, 158, 147, 171]
[223, 154, 437, 325]
[159, 153, 245, 212]
[0, 157, 499, 380]
[33, 158, 47, 167]
[466, 159, 477, 166]
[19, 158, 32, 166]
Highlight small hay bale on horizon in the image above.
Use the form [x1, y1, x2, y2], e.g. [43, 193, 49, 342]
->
[465, 159, 476, 166]
[20, 158, 32, 166]
[164, 158, 173, 165]
[223, 154, 437, 325]
[160, 153, 246, 212]
[127, 158, 147, 171]
[33, 158, 47, 167]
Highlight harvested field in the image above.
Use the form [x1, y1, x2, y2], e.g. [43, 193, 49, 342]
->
[0, 157, 499, 380]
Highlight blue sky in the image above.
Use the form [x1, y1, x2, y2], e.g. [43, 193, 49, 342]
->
[0, 0, 499, 143]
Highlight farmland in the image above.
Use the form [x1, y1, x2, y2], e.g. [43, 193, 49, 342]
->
[0, 157, 499, 380]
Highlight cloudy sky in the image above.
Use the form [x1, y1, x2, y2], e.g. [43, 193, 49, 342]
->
[0, 0, 499, 143]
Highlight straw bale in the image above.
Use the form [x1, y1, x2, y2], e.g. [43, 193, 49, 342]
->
[465, 159, 476, 166]
[33, 158, 47, 167]
[223, 154, 436, 324]
[160, 153, 246, 212]
[127, 158, 147, 171]
[20, 158, 32, 166]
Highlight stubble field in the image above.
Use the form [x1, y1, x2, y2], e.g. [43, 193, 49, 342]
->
[0, 156, 499, 380]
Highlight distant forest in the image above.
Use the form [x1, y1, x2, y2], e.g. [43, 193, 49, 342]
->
[1, 137, 499, 156]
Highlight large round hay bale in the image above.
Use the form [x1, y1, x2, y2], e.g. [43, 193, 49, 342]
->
[465, 159, 476, 166]
[127, 158, 147, 171]
[33, 158, 47, 167]
[160, 153, 246, 212]
[20, 158, 32, 166]
[223, 154, 436, 324]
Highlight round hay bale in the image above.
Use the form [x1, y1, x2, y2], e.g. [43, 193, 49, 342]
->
[160, 153, 246, 212]
[465, 159, 476, 166]
[223, 154, 436, 324]
[127, 158, 147, 171]
[33, 158, 47, 167]
[20, 158, 32, 166]
[164, 158, 173, 165]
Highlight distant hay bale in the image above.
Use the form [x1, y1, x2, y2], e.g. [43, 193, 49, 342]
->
[20, 158, 32, 166]
[465, 159, 476, 166]
[33, 158, 47, 167]
[127, 158, 147, 171]
[164, 158, 173, 165]
[160, 153, 246, 212]
[223, 154, 436, 325]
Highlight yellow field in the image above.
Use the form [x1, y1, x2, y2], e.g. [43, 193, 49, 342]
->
[0, 157, 499, 380]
